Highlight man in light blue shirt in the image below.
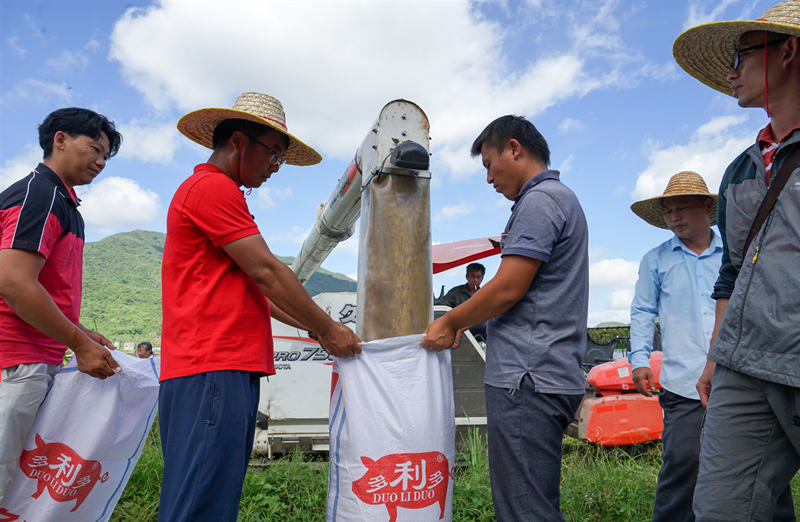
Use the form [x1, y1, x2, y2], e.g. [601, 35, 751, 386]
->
[629, 171, 721, 522]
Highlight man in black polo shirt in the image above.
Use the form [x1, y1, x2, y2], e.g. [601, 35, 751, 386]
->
[0, 107, 123, 501]
[436, 262, 485, 308]
[436, 262, 487, 340]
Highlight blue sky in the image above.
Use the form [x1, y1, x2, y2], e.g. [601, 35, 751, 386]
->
[0, 0, 776, 326]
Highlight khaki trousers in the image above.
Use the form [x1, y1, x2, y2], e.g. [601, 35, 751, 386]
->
[0, 363, 60, 502]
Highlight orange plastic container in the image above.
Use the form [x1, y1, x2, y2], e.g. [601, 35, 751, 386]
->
[575, 394, 663, 445]
[586, 351, 663, 394]
[576, 352, 665, 445]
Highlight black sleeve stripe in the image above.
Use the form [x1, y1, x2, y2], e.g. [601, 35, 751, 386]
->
[10, 174, 37, 248]
[10, 173, 60, 252]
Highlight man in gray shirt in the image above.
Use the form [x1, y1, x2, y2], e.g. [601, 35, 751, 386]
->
[423, 115, 588, 521]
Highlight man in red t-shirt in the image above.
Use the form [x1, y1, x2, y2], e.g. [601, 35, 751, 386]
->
[159, 92, 362, 521]
[0, 108, 123, 501]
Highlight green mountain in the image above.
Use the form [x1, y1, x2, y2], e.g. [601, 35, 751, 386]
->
[80, 230, 356, 345]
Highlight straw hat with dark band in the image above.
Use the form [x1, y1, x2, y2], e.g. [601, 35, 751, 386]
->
[631, 171, 718, 229]
[177, 92, 322, 166]
[674, 0, 800, 96]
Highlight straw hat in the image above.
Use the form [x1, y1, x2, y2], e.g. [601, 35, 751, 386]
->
[674, 0, 800, 95]
[631, 171, 717, 229]
[177, 92, 321, 166]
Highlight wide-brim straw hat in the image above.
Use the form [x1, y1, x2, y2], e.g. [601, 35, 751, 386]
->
[177, 92, 321, 166]
[673, 0, 800, 95]
[631, 171, 718, 229]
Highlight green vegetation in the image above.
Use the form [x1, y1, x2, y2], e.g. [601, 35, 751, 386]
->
[561, 440, 661, 521]
[588, 326, 631, 352]
[110, 424, 800, 521]
[81, 230, 164, 344]
[80, 230, 356, 345]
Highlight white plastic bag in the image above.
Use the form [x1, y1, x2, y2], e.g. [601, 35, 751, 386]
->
[0, 351, 159, 521]
[327, 334, 455, 522]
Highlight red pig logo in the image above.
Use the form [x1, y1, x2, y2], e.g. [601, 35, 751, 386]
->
[19, 434, 109, 512]
[352, 451, 452, 522]
[0, 508, 20, 521]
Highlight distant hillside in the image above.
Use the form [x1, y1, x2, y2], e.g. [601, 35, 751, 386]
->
[274, 255, 357, 296]
[81, 230, 164, 343]
[81, 230, 356, 344]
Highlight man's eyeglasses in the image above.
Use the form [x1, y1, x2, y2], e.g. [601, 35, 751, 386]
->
[245, 134, 286, 167]
[730, 37, 789, 70]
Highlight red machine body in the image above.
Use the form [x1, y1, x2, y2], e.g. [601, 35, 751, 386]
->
[575, 352, 664, 446]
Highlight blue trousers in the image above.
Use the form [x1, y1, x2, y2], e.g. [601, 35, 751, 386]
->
[158, 370, 260, 522]
[485, 374, 582, 522]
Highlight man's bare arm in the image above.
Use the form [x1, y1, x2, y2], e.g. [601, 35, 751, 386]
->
[222, 234, 360, 357]
[78, 322, 116, 350]
[0, 249, 120, 378]
[697, 298, 728, 407]
[422, 255, 541, 350]
[268, 299, 311, 332]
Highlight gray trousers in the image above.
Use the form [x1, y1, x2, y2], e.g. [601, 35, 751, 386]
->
[485, 374, 582, 522]
[0, 363, 60, 502]
[694, 364, 800, 521]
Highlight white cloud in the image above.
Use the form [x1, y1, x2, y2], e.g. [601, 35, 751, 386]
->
[683, 0, 738, 30]
[436, 202, 476, 221]
[564, 0, 679, 93]
[608, 287, 634, 309]
[588, 246, 608, 262]
[588, 308, 630, 326]
[556, 154, 575, 174]
[255, 185, 294, 209]
[589, 257, 639, 288]
[7, 36, 27, 57]
[85, 39, 101, 52]
[75, 176, 161, 234]
[336, 234, 360, 256]
[558, 118, 583, 133]
[44, 38, 102, 72]
[116, 121, 181, 163]
[45, 50, 89, 72]
[264, 224, 312, 245]
[639, 60, 682, 83]
[632, 114, 754, 201]
[587, 256, 639, 326]
[571, 0, 622, 47]
[266, 221, 359, 256]
[696, 114, 748, 138]
[108, 0, 640, 179]
[22, 13, 47, 42]
[0, 145, 42, 192]
[1, 78, 72, 105]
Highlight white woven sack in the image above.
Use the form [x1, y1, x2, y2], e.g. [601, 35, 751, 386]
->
[0, 351, 159, 521]
[327, 334, 455, 522]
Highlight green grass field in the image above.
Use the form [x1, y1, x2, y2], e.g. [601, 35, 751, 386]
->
[112, 423, 800, 521]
